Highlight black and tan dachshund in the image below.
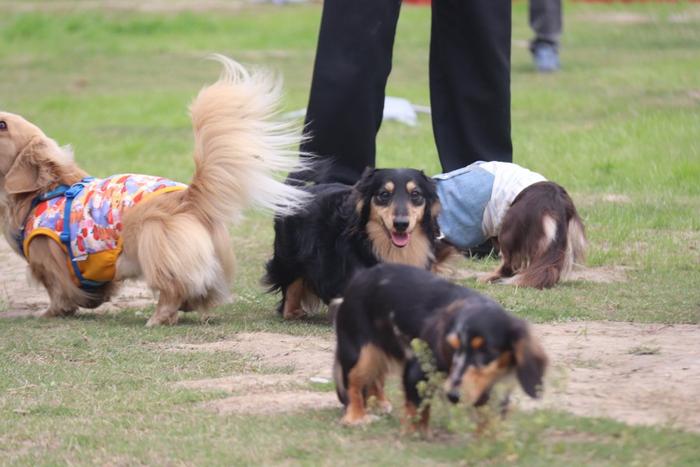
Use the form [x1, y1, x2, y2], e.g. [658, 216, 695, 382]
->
[333, 263, 547, 432]
[264, 168, 441, 319]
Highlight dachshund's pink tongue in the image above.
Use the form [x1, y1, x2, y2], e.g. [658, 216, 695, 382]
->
[391, 231, 410, 248]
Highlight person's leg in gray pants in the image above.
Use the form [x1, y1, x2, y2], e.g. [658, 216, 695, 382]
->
[529, 0, 562, 72]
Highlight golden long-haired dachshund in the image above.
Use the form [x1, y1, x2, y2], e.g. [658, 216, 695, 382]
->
[0, 55, 308, 326]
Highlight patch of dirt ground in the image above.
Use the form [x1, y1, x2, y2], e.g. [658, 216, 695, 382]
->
[172, 332, 338, 415]
[171, 324, 700, 433]
[517, 322, 700, 433]
[2, 241, 698, 431]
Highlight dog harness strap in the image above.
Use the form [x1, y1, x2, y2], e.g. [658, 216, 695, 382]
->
[20, 174, 187, 289]
[15, 184, 72, 258]
[59, 177, 106, 290]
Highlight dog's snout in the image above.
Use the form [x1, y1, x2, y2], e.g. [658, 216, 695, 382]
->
[447, 390, 460, 404]
[393, 217, 409, 232]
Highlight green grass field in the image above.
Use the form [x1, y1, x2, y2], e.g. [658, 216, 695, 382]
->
[1, 1, 699, 465]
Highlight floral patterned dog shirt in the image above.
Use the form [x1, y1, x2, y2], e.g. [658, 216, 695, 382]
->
[22, 174, 187, 286]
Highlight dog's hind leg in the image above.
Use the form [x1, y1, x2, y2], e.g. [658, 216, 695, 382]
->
[126, 208, 229, 326]
[479, 256, 514, 284]
[282, 278, 306, 320]
[342, 372, 370, 425]
[146, 291, 181, 327]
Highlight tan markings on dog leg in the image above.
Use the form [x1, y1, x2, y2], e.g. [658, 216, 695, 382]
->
[282, 278, 306, 320]
[341, 344, 389, 425]
[342, 379, 368, 425]
[403, 401, 431, 436]
[300, 283, 322, 315]
[461, 352, 512, 404]
[366, 375, 392, 414]
[403, 400, 418, 433]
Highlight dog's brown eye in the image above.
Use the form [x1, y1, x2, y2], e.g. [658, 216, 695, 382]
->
[376, 191, 392, 203]
[410, 190, 424, 204]
[0, 121, 7, 131]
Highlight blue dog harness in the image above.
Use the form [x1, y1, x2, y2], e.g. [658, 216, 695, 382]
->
[15, 177, 105, 289]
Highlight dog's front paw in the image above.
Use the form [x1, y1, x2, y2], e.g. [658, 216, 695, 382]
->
[282, 307, 307, 320]
[368, 397, 393, 415]
[146, 313, 179, 327]
[401, 420, 432, 438]
[477, 272, 500, 284]
[341, 414, 379, 426]
[40, 307, 76, 318]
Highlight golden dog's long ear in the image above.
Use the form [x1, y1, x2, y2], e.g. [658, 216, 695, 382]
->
[513, 325, 548, 398]
[4, 138, 60, 195]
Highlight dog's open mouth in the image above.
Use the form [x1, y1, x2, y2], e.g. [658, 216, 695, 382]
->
[390, 231, 411, 248]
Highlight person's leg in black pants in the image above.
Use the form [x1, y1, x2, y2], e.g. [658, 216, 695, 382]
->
[430, 0, 513, 172]
[297, 0, 402, 185]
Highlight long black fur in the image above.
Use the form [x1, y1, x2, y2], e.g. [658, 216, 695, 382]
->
[264, 168, 440, 313]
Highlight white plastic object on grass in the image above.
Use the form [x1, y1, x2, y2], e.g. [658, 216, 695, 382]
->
[283, 96, 431, 127]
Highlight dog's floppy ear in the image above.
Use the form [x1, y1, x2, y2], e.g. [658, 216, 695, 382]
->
[4, 138, 55, 194]
[359, 166, 377, 180]
[512, 322, 548, 398]
[352, 167, 377, 219]
[353, 167, 377, 195]
[416, 170, 441, 238]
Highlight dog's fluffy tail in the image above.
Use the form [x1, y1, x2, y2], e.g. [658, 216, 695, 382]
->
[185, 54, 310, 222]
[561, 210, 586, 280]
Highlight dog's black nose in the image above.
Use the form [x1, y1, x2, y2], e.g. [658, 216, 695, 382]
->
[393, 218, 409, 232]
[447, 390, 460, 404]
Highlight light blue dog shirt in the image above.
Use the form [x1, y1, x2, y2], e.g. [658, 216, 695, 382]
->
[434, 161, 547, 249]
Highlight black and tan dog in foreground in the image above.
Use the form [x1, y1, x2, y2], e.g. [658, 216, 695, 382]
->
[333, 263, 547, 432]
[264, 168, 441, 319]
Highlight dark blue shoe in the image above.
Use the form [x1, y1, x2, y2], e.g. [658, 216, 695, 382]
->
[533, 44, 560, 73]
